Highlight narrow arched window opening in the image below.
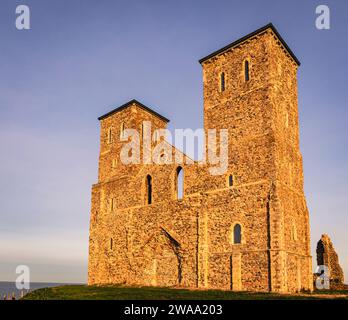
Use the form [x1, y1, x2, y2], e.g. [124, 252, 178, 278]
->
[110, 238, 113, 250]
[244, 60, 250, 81]
[141, 122, 144, 140]
[233, 224, 242, 244]
[220, 72, 225, 92]
[228, 174, 234, 187]
[107, 128, 112, 144]
[120, 122, 125, 139]
[110, 198, 115, 211]
[176, 167, 184, 200]
[146, 175, 152, 205]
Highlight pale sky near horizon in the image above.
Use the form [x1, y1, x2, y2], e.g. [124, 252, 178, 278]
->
[0, 0, 347, 284]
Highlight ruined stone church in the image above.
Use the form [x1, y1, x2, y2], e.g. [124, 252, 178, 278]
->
[88, 23, 313, 293]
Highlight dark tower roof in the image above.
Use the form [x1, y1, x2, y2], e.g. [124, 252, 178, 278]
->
[198, 23, 300, 66]
[98, 99, 170, 122]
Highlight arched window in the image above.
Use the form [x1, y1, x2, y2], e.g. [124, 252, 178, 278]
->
[93, 211, 98, 224]
[233, 224, 242, 244]
[146, 175, 152, 205]
[110, 198, 115, 211]
[107, 128, 112, 143]
[110, 238, 113, 250]
[228, 174, 234, 187]
[244, 60, 250, 81]
[120, 122, 125, 139]
[220, 72, 225, 92]
[176, 167, 184, 200]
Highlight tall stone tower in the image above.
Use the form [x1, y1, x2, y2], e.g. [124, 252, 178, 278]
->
[88, 23, 313, 293]
[199, 23, 312, 292]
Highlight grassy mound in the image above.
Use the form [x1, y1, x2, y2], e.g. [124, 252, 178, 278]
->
[22, 285, 348, 300]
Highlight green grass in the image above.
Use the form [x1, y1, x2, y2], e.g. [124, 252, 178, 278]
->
[22, 285, 348, 300]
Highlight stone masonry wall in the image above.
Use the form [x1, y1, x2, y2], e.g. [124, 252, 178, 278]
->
[316, 234, 344, 289]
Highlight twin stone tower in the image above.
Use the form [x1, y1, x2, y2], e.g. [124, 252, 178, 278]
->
[88, 23, 313, 293]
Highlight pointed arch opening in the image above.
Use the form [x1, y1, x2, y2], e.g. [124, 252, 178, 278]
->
[175, 167, 184, 200]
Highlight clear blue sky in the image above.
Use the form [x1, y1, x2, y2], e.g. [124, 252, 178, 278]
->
[0, 0, 347, 283]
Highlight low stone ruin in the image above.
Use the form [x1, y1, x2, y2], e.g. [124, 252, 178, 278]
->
[316, 234, 345, 289]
